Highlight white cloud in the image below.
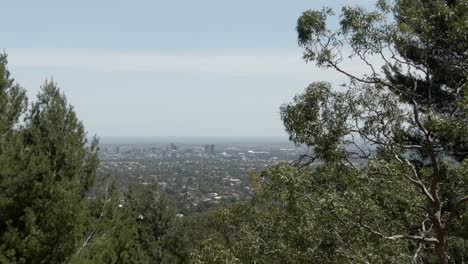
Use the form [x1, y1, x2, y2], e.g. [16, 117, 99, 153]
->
[7, 48, 316, 77]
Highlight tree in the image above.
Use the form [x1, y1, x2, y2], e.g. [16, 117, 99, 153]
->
[0, 53, 183, 263]
[126, 182, 178, 263]
[71, 180, 183, 264]
[70, 178, 146, 264]
[0, 53, 27, 136]
[0, 78, 99, 263]
[279, 0, 467, 262]
[185, 3, 467, 261]
[190, 163, 430, 263]
[0, 53, 28, 264]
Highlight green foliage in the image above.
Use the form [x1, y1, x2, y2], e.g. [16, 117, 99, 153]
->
[0, 53, 27, 135]
[0, 78, 99, 263]
[280, 82, 354, 162]
[287, 0, 467, 262]
[0, 53, 186, 264]
[0, 53, 28, 264]
[194, 1, 467, 263]
[70, 178, 144, 264]
[190, 237, 240, 264]
[127, 182, 177, 263]
[71, 180, 183, 264]
[192, 163, 424, 263]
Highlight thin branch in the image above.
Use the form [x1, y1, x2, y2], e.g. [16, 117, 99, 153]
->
[446, 196, 468, 228]
[293, 146, 318, 168]
[329, 61, 382, 85]
[402, 158, 434, 203]
[413, 218, 429, 262]
[78, 184, 111, 253]
[453, 196, 468, 210]
[411, 100, 429, 138]
[359, 223, 438, 244]
[413, 243, 424, 263]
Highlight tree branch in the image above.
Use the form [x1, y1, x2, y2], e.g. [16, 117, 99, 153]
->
[359, 222, 438, 244]
[78, 184, 111, 253]
[446, 196, 468, 227]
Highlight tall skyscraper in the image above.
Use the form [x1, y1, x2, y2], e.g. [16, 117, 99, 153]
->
[204, 144, 210, 154]
[210, 144, 215, 155]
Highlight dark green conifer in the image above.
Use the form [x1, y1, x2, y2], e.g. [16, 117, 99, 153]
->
[0, 75, 99, 263]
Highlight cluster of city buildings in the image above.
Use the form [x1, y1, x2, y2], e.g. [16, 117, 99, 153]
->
[98, 141, 305, 213]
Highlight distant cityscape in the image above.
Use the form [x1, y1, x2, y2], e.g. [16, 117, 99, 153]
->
[98, 140, 306, 214]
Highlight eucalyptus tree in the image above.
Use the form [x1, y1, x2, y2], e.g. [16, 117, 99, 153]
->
[279, 0, 467, 262]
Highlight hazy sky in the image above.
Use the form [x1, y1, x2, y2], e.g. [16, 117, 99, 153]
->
[3, 0, 375, 138]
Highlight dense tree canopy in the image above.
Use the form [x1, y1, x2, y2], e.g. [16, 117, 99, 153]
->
[0, 71, 99, 263]
[287, 0, 467, 262]
[193, 0, 467, 263]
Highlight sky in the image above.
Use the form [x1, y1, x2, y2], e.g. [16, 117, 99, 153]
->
[2, 0, 375, 138]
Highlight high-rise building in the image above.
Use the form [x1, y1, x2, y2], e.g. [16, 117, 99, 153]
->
[210, 144, 215, 155]
[204, 144, 210, 154]
[116, 146, 120, 154]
